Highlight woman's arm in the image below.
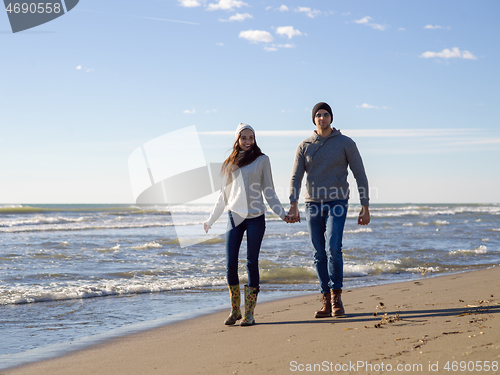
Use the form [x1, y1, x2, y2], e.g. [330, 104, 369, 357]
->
[204, 173, 229, 231]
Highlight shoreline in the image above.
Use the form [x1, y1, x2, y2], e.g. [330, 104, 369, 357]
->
[0, 268, 486, 371]
[4, 266, 500, 374]
[1, 270, 467, 370]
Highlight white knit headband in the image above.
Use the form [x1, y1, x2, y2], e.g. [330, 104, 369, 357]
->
[235, 123, 255, 139]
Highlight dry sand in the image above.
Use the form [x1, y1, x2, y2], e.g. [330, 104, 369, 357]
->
[4, 267, 500, 374]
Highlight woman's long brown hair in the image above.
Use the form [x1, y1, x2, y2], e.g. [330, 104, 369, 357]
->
[221, 133, 264, 177]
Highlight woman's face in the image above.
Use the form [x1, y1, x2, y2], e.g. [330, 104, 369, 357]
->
[238, 129, 255, 151]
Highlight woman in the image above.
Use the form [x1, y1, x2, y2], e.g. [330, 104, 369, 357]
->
[204, 123, 287, 326]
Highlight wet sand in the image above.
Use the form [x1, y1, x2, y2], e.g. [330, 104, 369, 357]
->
[4, 267, 500, 374]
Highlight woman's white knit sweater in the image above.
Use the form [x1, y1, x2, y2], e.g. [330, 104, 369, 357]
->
[206, 155, 286, 227]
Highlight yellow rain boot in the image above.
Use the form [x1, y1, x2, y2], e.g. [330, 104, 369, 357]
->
[240, 285, 259, 326]
[224, 284, 242, 325]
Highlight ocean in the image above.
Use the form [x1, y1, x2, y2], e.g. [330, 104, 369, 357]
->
[1, 203, 499, 370]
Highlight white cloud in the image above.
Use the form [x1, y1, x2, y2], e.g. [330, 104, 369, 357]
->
[346, 129, 479, 139]
[296, 7, 321, 18]
[220, 12, 253, 22]
[279, 5, 289, 12]
[216, 42, 225, 46]
[424, 24, 442, 29]
[276, 26, 302, 39]
[419, 47, 478, 60]
[398, 27, 405, 31]
[354, 16, 371, 24]
[178, 0, 203, 7]
[76, 65, 93, 73]
[264, 46, 278, 52]
[371, 23, 388, 31]
[199, 129, 480, 138]
[239, 30, 274, 43]
[264, 43, 295, 51]
[448, 137, 500, 146]
[356, 103, 388, 110]
[183, 109, 196, 114]
[461, 50, 478, 60]
[207, 0, 248, 11]
[354, 16, 388, 31]
[423, 24, 450, 30]
[342, 12, 351, 16]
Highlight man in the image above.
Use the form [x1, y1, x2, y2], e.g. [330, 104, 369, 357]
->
[287, 102, 370, 318]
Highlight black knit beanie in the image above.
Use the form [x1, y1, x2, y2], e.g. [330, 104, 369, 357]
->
[312, 102, 333, 125]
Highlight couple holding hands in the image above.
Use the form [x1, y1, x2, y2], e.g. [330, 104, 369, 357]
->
[203, 102, 370, 326]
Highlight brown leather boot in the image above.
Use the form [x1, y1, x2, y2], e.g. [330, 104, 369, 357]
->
[314, 292, 332, 318]
[332, 289, 345, 317]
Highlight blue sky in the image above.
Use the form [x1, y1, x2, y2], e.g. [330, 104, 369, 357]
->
[1, 0, 499, 204]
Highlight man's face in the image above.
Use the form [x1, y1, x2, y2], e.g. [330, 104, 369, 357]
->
[314, 109, 332, 130]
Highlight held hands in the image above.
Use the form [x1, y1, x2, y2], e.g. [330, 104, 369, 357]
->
[284, 202, 301, 224]
[358, 205, 370, 225]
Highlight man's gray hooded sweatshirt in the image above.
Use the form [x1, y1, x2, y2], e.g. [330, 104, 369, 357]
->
[289, 129, 370, 206]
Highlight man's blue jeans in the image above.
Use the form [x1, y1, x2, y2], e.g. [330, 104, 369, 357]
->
[305, 200, 348, 293]
[225, 211, 266, 288]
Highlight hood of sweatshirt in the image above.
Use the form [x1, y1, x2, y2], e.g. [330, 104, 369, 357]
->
[298, 128, 343, 164]
[305, 128, 342, 144]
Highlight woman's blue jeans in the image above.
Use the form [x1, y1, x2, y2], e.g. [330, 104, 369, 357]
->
[305, 200, 348, 293]
[225, 211, 266, 288]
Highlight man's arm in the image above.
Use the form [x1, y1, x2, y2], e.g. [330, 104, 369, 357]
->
[346, 141, 369, 207]
[345, 140, 370, 225]
[287, 144, 305, 223]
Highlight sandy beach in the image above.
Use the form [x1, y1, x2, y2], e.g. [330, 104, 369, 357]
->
[4, 267, 499, 375]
